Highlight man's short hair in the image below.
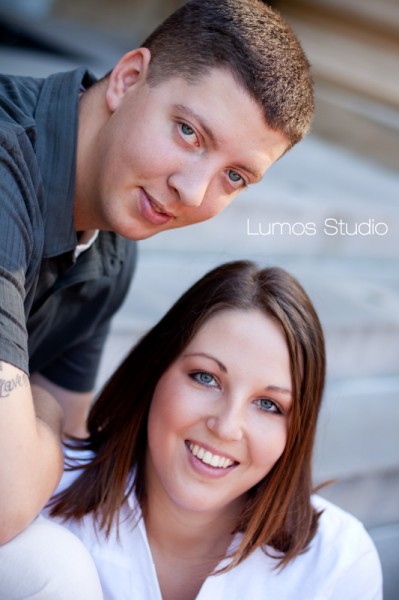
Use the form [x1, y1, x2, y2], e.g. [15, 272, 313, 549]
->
[142, 0, 313, 147]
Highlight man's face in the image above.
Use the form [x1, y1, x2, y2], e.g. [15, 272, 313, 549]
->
[80, 51, 289, 239]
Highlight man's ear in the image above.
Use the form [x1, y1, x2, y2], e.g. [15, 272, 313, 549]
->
[105, 48, 152, 112]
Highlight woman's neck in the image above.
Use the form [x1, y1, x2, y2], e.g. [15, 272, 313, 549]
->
[145, 491, 238, 562]
[143, 481, 243, 600]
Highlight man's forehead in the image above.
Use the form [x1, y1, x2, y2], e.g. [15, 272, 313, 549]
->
[143, 66, 288, 175]
[146, 63, 248, 97]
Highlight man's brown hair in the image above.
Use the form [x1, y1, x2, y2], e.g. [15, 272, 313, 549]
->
[142, 0, 313, 147]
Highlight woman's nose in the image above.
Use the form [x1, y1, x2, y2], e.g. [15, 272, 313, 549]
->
[206, 403, 244, 442]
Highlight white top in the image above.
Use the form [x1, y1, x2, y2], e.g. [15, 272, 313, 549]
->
[48, 465, 382, 600]
[73, 229, 99, 261]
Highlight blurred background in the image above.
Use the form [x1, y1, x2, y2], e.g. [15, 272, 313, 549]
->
[1, 0, 398, 596]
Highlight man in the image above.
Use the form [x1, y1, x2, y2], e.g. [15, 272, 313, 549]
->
[0, 0, 312, 596]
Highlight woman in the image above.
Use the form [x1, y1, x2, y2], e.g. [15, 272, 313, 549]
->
[49, 261, 382, 599]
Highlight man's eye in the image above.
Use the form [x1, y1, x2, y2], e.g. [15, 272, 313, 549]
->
[190, 372, 218, 387]
[228, 170, 244, 186]
[180, 122, 196, 137]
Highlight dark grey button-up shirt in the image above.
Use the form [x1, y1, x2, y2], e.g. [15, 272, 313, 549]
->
[0, 69, 137, 392]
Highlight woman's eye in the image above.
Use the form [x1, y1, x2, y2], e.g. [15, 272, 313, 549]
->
[191, 371, 218, 387]
[256, 398, 281, 414]
[228, 170, 245, 187]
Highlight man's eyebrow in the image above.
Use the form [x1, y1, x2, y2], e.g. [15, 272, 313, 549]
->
[233, 162, 263, 182]
[173, 104, 217, 146]
[183, 352, 227, 372]
[173, 103, 262, 181]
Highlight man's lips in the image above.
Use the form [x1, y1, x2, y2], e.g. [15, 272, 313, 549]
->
[138, 189, 174, 225]
[147, 192, 174, 217]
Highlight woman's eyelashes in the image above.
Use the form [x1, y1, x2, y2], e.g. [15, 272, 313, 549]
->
[254, 398, 282, 415]
[189, 371, 219, 388]
[189, 371, 284, 415]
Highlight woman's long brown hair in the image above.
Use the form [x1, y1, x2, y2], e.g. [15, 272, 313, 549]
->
[50, 261, 326, 570]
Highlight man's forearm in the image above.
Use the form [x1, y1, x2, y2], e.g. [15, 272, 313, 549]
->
[0, 362, 64, 544]
[30, 372, 92, 438]
[31, 382, 64, 437]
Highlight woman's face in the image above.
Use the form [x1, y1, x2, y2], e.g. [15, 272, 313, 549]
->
[146, 309, 292, 519]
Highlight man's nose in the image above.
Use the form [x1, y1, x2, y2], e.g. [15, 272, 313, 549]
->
[206, 401, 244, 442]
[168, 166, 213, 208]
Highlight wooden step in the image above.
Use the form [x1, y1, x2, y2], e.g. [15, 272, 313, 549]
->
[282, 9, 399, 108]
[277, 0, 399, 169]
[280, 0, 399, 38]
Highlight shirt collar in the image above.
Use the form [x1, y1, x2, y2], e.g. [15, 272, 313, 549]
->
[73, 229, 99, 261]
[34, 68, 97, 258]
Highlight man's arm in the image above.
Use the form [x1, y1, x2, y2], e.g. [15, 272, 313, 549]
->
[30, 372, 93, 439]
[0, 361, 64, 544]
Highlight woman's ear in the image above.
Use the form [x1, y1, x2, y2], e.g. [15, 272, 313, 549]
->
[105, 47, 152, 112]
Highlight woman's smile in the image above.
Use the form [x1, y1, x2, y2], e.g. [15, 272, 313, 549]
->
[184, 440, 239, 480]
[146, 308, 291, 516]
[186, 441, 237, 469]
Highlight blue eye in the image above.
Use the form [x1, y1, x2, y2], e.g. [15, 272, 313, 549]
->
[180, 122, 195, 137]
[190, 371, 218, 387]
[257, 398, 281, 414]
[228, 170, 244, 186]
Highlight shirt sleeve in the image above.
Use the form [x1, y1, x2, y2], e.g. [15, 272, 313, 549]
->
[39, 316, 112, 393]
[0, 127, 43, 374]
[31, 240, 138, 393]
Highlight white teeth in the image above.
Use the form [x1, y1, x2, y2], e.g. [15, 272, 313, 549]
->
[203, 451, 212, 464]
[210, 454, 220, 467]
[188, 443, 234, 469]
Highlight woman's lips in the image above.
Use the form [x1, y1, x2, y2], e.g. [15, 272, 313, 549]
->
[138, 188, 173, 225]
[185, 440, 239, 478]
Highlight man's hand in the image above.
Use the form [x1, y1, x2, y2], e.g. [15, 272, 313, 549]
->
[0, 361, 64, 544]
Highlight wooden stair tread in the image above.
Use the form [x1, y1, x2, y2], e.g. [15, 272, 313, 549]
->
[280, 0, 399, 37]
[287, 16, 399, 108]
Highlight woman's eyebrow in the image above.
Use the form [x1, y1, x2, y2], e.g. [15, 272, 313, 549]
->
[184, 353, 292, 396]
[265, 385, 292, 397]
[183, 352, 227, 372]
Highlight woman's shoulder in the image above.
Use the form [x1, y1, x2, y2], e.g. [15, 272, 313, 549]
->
[306, 494, 382, 598]
[218, 495, 382, 600]
[45, 452, 140, 549]
[310, 493, 379, 560]
[312, 493, 370, 537]
[55, 446, 95, 494]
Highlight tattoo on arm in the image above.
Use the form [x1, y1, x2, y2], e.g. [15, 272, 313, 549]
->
[0, 362, 29, 398]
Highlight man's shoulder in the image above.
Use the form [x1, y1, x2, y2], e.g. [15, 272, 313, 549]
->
[0, 73, 43, 131]
[0, 119, 36, 156]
